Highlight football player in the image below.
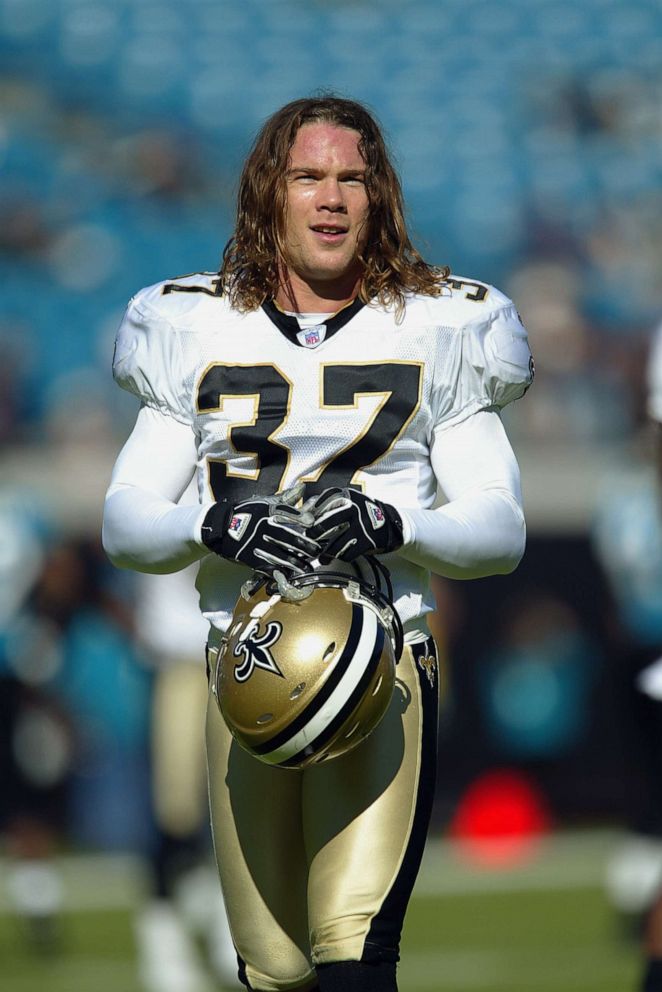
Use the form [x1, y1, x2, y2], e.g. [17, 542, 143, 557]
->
[638, 319, 662, 992]
[133, 550, 239, 992]
[103, 95, 533, 992]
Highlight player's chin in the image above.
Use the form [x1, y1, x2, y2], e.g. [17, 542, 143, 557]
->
[308, 252, 361, 283]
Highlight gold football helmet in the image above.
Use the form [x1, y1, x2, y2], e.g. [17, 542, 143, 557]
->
[212, 566, 403, 769]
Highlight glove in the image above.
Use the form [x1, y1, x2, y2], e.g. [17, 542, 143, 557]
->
[200, 483, 320, 575]
[308, 488, 404, 563]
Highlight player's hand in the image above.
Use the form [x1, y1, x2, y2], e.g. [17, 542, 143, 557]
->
[200, 483, 320, 574]
[308, 488, 404, 563]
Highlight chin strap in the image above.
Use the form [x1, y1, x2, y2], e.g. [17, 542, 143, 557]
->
[240, 559, 404, 661]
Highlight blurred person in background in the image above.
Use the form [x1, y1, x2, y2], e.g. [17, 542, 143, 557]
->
[102, 94, 533, 992]
[593, 316, 662, 992]
[1, 523, 152, 952]
[475, 591, 601, 771]
[134, 525, 238, 992]
[0, 496, 68, 954]
[633, 319, 662, 992]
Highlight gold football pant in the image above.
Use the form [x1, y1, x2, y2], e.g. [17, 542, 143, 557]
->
[206, 634, 439, 992]
[152, 661, 209, 837]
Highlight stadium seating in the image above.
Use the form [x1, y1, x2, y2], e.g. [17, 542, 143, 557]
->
[1, 0, 661, 433]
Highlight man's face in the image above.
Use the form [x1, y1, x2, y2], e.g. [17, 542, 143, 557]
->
[280, 123, 370, 304]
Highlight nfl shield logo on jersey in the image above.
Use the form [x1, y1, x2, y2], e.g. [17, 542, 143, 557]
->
[296, 324, 327, 348]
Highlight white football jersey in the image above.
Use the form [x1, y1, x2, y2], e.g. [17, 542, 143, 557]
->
[112, 272, 533, 631]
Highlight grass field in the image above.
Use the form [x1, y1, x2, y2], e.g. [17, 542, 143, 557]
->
[1, 830, 642, 992]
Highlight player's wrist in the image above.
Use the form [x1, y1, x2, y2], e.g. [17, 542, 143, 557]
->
[384, 502, 404, 552]
[200, 499, 233, 553]
[195, 502, 219, 548]
[393, 506, 414, 548]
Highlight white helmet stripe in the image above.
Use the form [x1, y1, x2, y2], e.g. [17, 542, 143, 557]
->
[260, 606, 379, 765]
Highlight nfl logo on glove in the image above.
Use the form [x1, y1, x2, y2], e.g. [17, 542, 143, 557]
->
[367, 502, 385, 528]
[228, 513, 250, 540]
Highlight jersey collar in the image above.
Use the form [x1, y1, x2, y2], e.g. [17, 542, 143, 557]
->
[261, 296, 365, 346]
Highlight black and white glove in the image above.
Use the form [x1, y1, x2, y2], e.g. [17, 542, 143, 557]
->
[200, 483, 319, 575]
[308, 487, 404, 563]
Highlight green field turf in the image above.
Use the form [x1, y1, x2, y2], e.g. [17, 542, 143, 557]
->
[0, 831, 643, 992]
[402, 887, 638, 990]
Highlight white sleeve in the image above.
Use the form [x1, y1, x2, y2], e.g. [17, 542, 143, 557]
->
[102, 405, 213, 573]
[397, 409, 525, 579]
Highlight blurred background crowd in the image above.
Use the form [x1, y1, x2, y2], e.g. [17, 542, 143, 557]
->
[2, 0, 662, 989]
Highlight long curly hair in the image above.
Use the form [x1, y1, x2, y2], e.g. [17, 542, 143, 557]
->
[219, 94, 449, 313]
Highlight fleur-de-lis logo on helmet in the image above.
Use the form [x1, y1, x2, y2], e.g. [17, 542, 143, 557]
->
[233, 620, 284, 683]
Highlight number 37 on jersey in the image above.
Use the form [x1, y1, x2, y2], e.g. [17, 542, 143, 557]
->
[112, 272, 533, 505]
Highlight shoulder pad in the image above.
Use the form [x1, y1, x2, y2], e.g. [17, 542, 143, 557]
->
[441, 274, 513, 310]
[432, 300, 533, 430]
[112, 288, 191, 422]
[406, 274, 512, 328]
[131, 272, 225, 323]
[464, 304, 534, 408]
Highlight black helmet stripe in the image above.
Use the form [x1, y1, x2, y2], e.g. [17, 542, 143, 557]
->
[250, 602, 364, 757]
[279, 621, 385, 768]
[254, 604, 384, 764]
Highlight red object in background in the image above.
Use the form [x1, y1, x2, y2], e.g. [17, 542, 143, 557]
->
[449, 768, 552, 868]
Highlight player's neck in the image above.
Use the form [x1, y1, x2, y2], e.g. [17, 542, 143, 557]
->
[275, 270, 361, 315]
